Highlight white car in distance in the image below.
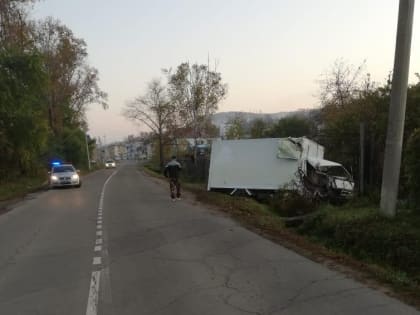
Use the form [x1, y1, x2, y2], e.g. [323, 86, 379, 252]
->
[105, 160, 116, 168]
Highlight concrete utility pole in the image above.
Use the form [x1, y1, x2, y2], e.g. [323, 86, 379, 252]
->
[85, 133, 91, 171]
[380, 0, 415, 217]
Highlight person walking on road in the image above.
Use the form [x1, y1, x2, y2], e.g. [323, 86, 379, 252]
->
[164, 156, 182, 201]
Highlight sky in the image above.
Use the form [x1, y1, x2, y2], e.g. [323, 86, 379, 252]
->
[32, 0, 420, 143]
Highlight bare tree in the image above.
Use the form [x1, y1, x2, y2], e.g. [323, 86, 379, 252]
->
[123, 79, 175, 169]
[318, 59, 367, 108]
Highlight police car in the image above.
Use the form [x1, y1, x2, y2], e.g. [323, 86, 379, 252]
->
[49, 163, 82, 188]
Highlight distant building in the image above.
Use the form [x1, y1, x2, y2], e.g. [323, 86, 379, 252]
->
[103, 143, 127, 160]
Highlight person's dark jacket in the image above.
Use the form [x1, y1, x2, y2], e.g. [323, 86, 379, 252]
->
[164, 160, 182, 179]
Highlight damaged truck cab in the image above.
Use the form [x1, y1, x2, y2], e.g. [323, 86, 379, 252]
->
[300, 158, 354, 202]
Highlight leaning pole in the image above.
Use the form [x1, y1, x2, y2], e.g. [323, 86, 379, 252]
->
[380, 0, 415, 217]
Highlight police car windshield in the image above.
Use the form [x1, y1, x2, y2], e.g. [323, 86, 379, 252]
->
[52, 166, 75, 173]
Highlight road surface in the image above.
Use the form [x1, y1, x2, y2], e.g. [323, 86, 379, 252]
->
[0, 161, 418, 315]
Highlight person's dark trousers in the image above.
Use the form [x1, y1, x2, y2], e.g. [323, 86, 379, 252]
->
[169, 178, 181, 199]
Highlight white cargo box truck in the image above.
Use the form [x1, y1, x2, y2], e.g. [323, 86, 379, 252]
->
[207, 137, 354, 201]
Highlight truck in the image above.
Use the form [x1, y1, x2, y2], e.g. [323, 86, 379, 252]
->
[207, 137, 354, 202]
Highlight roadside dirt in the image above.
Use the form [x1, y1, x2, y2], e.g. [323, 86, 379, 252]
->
[0, 183, 48, 216]
[0, 198, 22, 216]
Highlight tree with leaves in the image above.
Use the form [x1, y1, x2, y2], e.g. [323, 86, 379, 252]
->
[0, 1, 108, 178]
[123, 79, 175, 169]
[33, 17, 108, 135]
[0, 49, 48, 177]
[265, 115, 315, 139]
[0, 0, 36, 51]
[166, 62, 227, 160]
[0, 0, 49, 177]
[225, 113, 247, 139]
[317, 60, 390, 193]
[250, 118, 270, 138]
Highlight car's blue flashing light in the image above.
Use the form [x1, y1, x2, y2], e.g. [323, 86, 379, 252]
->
[52, 162, 61, 166]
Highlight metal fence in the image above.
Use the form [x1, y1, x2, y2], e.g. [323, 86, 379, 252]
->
[179, 157, 210, 183]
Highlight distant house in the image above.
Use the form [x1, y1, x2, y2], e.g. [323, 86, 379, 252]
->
[104, 143, 127, 160]
[122, 137, 154, 160]
[167, 138, 219, 160]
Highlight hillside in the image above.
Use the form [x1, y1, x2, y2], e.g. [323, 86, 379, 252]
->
[211, 109, 313, 134]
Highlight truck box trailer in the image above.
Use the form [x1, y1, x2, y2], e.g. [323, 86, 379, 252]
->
[207, 137, 354, 201]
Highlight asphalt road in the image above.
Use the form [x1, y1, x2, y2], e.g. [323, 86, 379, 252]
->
[0, 161, 418, 315]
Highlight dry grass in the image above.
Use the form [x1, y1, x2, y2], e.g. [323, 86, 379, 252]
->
[0, 176, 46, 202]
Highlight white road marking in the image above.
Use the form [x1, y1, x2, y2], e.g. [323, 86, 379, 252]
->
[93, 257, 102, 265]
[85, 271, 101, 315]
[85, 169, 118, 315]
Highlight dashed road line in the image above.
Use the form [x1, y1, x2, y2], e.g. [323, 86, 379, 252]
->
[85, 170, 117, 315]
[86, 271, 101, 315]
[93, 257, 102, 265]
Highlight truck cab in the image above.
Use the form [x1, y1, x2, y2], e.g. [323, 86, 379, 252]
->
[301, 158, 354, 202]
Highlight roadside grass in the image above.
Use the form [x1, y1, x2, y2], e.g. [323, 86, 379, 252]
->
[185, 182, 285, 232]
[0, 164, 104, 203]
[298, 203, 420, 290]
[142, 162, 420, 308]
[79, 164, 104, 176]
[0, 176, 47, 201]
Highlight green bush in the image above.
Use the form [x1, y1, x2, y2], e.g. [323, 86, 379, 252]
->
[270, 190, 316, 217]
[299, 205, 420, 282]
[405, 128, 420, 210]
[144, 162, 161, 174]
